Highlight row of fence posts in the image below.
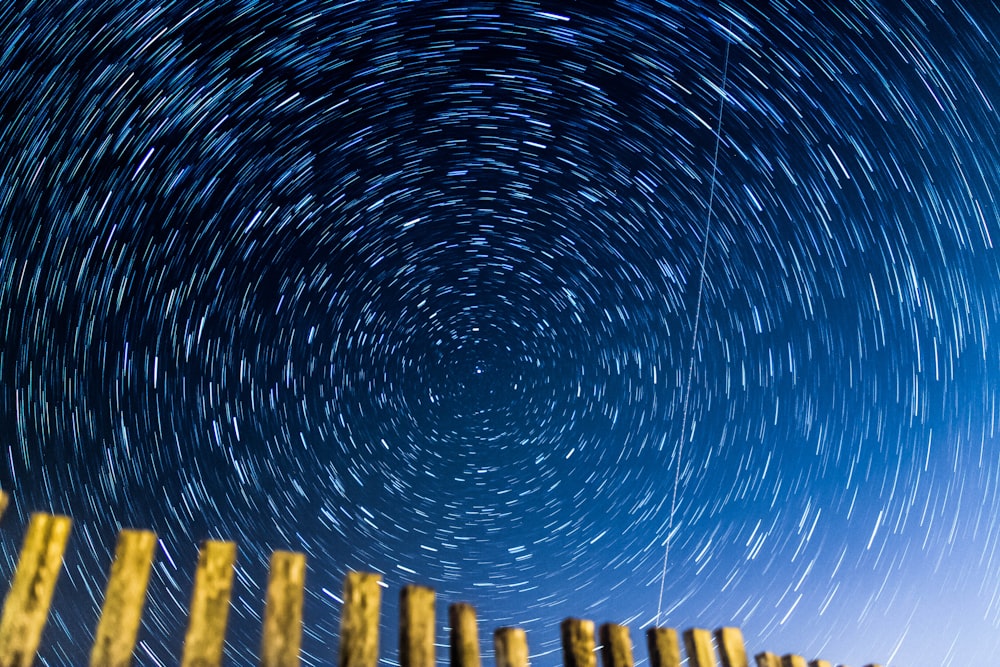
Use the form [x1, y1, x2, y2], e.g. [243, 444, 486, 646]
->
[0, 492, 884, 667]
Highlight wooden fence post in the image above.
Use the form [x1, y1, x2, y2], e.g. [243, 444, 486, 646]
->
[449, 603, 480, 667]
[338, 572, 382, 667]
[781, 656, 807, 667]
[0, 492, 8, 521]
[646, 628, 681, 667]
[89, 529, 157, 667]
[401, 585, 435, 667]
[683, 629, 717, 667]
[561, 619, 596, 667]
[0, 513, 72, 667]
[754, 653, 780, 667]
[599, 624, 633, 667]
[807, 661, 831, 667]
[180, 540, 237, 667]
[260, 551, 306, 667]
[714, 628, 747, 667]
[494, 628, 528, 667]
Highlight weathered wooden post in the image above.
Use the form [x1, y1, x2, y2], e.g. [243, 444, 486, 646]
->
[0, 512, 72, 667]
[862, 664, 884, 667]
[339, 572, 383, 667]
[646, 628, 681, 667]
[90, 529, 157, 667]
[494, 628, 528, 667]
[753, 653, 780, 667]
[0, 492, 8, 521]
[401, 585, 435, 667]
[683, 629, 717, 667]
[561, 619, 596, 667]
[180, 540, 238, 667]
[807, 660, 831, 667]
[260, 551, 306, 667]
[780, 656, 807, 667]
[599, 624, 633, 667]
[449, 603, 480, 667]
[714, 628, 747, 667]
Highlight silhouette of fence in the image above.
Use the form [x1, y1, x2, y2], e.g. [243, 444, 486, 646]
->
[0, 494, 884, 667]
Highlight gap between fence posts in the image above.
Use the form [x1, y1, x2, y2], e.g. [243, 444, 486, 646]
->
[0, 513, 72, 667]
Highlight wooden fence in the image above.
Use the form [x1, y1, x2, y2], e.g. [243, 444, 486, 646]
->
[0, 493, 884, 667]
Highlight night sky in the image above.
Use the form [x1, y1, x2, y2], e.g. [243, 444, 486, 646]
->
[3, 1, 1000, 665]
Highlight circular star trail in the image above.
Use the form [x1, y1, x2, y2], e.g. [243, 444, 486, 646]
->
[3, 1, 1000, 665]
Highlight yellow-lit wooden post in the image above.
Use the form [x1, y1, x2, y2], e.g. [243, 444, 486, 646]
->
[400, 585, 435, 667]
[0, 492, 8, 521]
[561, 619, 596, 667]
[180, 540, 237, 667]
[449, 603, 480, 667]
[646, 628, 681, 667]
[338, 572, 383, 667]
[494, 628, 528, 667]
[260, 551, 306, 667]
[714, 628, 747, 667]
[807, 661, 832, 667]
[599, 624, 633, 667]
[90, 529, 157, 667]
[0, 513, 72, 667]
[683, 629, 717, 667]
[754, 653, 780, 667]
[781, 656, 807, 667]
[862, 664, 884, 667]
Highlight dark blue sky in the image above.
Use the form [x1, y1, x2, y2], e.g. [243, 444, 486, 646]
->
[3, 1, 1000, 665]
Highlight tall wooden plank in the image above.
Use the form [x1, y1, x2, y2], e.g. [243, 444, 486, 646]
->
[449, 603, 480, 667]
[807, 661, 832, 667]
[683, 629, 717, 667]
[0, 492, 8, 522]
[400, 585, 435, 667]
[260, 551, 306, 667]
[780, 656, 807, 667]
[862, 664, 883, 667]
[90, 529, 157, 667]
[599, 624, 633, 667]
[339, 572, 383, 667]
[0, 513, 72, 667]
[180, 540, 237, 667]
[714, 628, 748, 667]
[753, 653, 780, 667]
[561, 619, 596, 667]
[646, 628, 681, 667]
[493, 628, 528, 667]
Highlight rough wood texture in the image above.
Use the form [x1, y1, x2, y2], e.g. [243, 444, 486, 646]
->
[683, 629, 717, 667]
[260, 551, 306, 667]
[493, 628, 528, 667]
[338, 572, 382, 667]
[646, 628, 681, 667]
[0, 513, 72, 667]
[0, 492, 8, 521]
[400, 585, 435, 667]
[714, 628, 748, 667]
[561, 618, 596, 667]
[449, 603, 480, 667]
[599, 624, 633, 667]
[780, 656, 807, 667]
[807, 661, 832, 667]
[180, 540, 237, 667]
[90, 529, 157, 667]
[753, 653, 780, 667]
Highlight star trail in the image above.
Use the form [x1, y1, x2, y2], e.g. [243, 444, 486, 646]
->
[3, 1, 1000, 665]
